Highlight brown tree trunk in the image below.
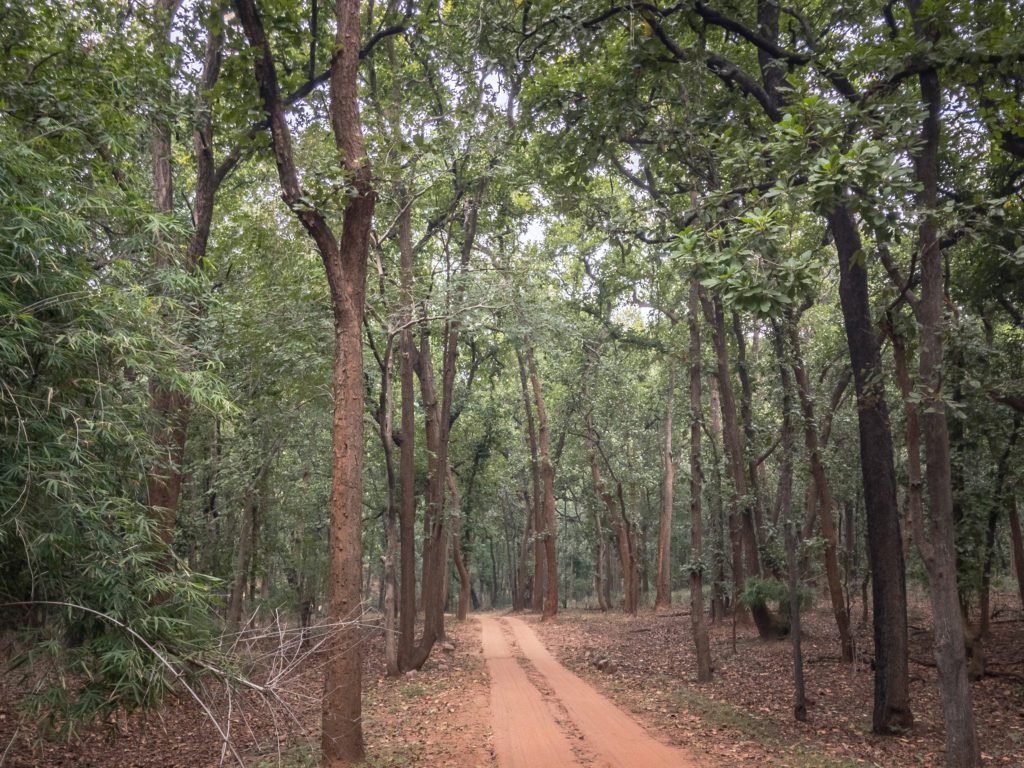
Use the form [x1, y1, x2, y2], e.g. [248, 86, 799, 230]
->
[407, 322, 446, 668]
[148, 5, 227, 546]
[617, 483, 641, 614]
[234, 0, 374, 762]
[526, 347, 558, 620]
[587, 410, 637, 615]
[773, 327, 814, 710]
[890, 323, 935, 568]
[700, 292, 777, 636]
[785, 318, 853, 662]
[705, 380, 727, 621]
[688, 281, 713, 681]
[593, 505, 610, 612]
[373, 332, 400, 676]
[448, 470, 472, 621]
[227, 491, 257, 633]
[827, 203, 913, 735]
[489, 538, 499, 609]
[979, 415, 1018, 638]
[1009, 501, 1024, 612]
[514, 491, 533, 611]
[733, 312, 764, 542]
[146, 0, 185, 547]
[603, 542, 614, 609]
[784, 521, 807, 722]
[407, 181, 483, 666]
[397, 189, 417, 671]
[906, 19, 979, 760]
[655, 363, 676, 611]
[517, 350, 545, 611]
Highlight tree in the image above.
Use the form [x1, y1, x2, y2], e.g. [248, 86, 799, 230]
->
[232, 0, 375, 762]
[687, 281, 714, 681]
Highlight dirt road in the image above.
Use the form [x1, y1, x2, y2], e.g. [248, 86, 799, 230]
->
[478, 614, 699, 768]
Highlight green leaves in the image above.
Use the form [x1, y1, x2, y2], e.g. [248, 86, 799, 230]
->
[0, 0, 229, 734]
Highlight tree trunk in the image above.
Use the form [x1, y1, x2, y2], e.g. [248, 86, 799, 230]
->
[705, 383, 727, 621]
[234, 0, 374, 761]
[320, 228, 371, 766]
[489, 537, 499, 609]
[526, 347, 558, 620]
[827, 203, 913, 734]
[785, 317, 853, 662]
[774, 325, 806, 719]
[617, 483, 641, 614]
[588, 412, 637, 615]
[145, 0, 184, 549]
[843, 500, 857, 627]
[733, 311, 764, 542]
[979, 419, 1018, 638]
[604, 543, 614, 609]
[407, 184, 482, 663]
[688, 281, 713, 681]
[517, 350, 545, 612]
[407, 322, 447, 669]
[890, 322, 935, 568]
[514, 491, 533, 611]
[655, 363, 676, 611]
[227, 492, 257, 633]
[148, 6, 228, 547]
[397, 188, 418, 671]
[374, 333, 400, 676]
[594, 510, 610, 612]
[701, 292, 776, 636]
[1010, 500, 1024, 612]
[784, 522, 807, 722]
[448, 470, 472, 621]
[906, 21, 979, 760]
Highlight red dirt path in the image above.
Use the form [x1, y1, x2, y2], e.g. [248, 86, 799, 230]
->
[481, 614, 702, 768]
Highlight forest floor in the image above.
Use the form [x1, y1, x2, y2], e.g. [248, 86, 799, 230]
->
[528, 594, 1024, 768]
[2, 593, 1023, 767]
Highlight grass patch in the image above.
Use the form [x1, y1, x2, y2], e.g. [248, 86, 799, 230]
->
[253, 740, 421, 768]
[363, 743, 420, 767]
[400, 683, 428, 699]
[254, 742, 318, 768]
[672, 686, 776, 742]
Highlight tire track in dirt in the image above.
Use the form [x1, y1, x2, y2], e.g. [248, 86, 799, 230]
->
[479, 614, 701, 768]
[479, 614, 582, 767]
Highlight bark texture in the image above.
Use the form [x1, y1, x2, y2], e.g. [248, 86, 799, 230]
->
[688, 282, 713, 680]
[397, 189, 417, 670]
[655, 364, 676, 611]
[827, 203, 913, 734]
[526, 347, 558, 619]
[786, 318, 853, 662]
[517, 349, 545, 612]
[701, 292, 777, 637]
[233, 0, 374, 762]
[906, 9, 979, 759]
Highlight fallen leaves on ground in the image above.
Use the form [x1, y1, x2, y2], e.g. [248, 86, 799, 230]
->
[528, 591, 1024, 768]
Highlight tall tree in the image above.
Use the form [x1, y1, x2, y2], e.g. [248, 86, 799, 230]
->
[526, 346, 559, 619]
[687, 281, 713, 680]
[654, 361, 676, 611]
[233, 0, 375, 762]
[904, 2, 979, 761]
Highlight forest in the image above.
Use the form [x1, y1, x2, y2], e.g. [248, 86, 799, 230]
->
[1, 0, 1023, 766]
